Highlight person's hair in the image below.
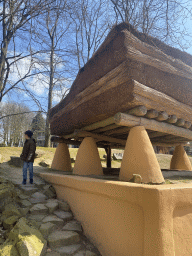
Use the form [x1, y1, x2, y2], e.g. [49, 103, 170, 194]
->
[24, 130, 33, 138]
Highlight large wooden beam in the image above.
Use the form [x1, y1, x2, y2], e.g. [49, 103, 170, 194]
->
[51, 137, 81, 145]
[145, 109, 159, 119]
[103, 127, 131, 136]
[80, 117, 115, 131]
[64, 130, 127, 146]
[128, 105, 147, 116]
[114, 113, 192, 141]
[51, 136, 125, 149]
[148, 131, 169, 139]
[92, 124, 118, 133]
[155, 111, 169, 122]
[166, 115, 177, 124]
[151, 135, 190, 142]
[184, 121, 192, 129]
[152, 142, 187, 147]
[133, 80, 192, 122]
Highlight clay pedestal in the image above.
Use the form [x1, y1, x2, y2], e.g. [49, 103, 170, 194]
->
[73, 137, 103, 176]
[51, 143, 72, 172]
[170, 145, 192, 171]
[119, 126, 165, 184]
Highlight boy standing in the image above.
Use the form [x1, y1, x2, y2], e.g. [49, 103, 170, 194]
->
[20, 130, 36, 185]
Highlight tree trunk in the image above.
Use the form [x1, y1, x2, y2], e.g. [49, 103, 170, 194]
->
[44, 37, 54, 147]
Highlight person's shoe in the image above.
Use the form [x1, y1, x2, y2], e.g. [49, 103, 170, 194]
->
[22, 179, 26, 185]
[30, 179, 33, 184]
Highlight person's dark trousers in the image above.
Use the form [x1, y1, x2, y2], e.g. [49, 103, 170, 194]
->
[22, 161, 33, 184]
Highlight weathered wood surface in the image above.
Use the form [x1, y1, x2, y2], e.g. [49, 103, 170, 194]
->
[64, 130, 127, 146]
[49, 76, 192, 135]
[132, 80, 192, 122]
[184, 121, 192, 129]
[175, 119, 185, 127]
[91, 124, 118, 133]
[148, 131, 169, 139]
[145, 109, 159, 119]
[156, 111, 168, 122]
[128, 105, 147, 116]
[114, 113, 192, 141]
[51, 137, 81, 145]
[51, 136, 122, 149]
[151, 134, 189, 142]
[80, 117, 115, 131]
[166, 115, 178, 124]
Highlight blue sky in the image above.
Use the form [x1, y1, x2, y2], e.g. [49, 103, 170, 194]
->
[1, 0, 192, 117]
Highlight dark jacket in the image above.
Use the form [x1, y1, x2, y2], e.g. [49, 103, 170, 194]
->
[20, 138, 36, 163]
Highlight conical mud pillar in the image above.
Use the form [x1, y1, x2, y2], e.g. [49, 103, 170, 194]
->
[51, 143, 72, 172]
[73, 137, 103, 176]
[119, 126, 164, 184]
[170, 145, 192, 171]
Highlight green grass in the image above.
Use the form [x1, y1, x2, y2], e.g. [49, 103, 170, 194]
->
[0, 147, 192, 170]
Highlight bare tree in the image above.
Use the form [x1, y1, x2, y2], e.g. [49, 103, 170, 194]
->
[70, 0, 111, 69]
[110, 0, 192, 49]
[0, 0, 54, 102]
[0, 102, 35, 146]
[32, 0, 72, 147]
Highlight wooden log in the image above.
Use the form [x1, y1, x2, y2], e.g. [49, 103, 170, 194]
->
[151, 135, 189, 142]
[166, 115, 178, 124]
[50, 76, 192, 135]
[151, 139, 189, 145]
[51, 137, 81, 145]
[54, 131, 186, 148]
[81, 117, 115, 131]
[148, 131, 169, 139]
[128, 105, 147, 116]
[184, 121, 192, 129]
[175, 119, 185, 127]
[133, 80, 192, 122]
[152, 142, 187, 147]
[51, 136, 126, 149]
[145, 109, 159, 119]
[64, 130, 127, 146]
[114, 112, 192, 141]
[161, 135, 188, 141]
[103, 127, 131, 136]
[93, 124, 118, 133]
[155, 111, 168, 121]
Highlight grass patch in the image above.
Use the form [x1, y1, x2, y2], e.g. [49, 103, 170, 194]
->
[0, 147, 192, 170]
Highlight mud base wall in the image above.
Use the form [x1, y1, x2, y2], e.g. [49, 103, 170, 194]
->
[40, 173, 192, 256]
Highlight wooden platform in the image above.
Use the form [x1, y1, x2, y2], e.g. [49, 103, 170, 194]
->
[51, 108, 192, 149]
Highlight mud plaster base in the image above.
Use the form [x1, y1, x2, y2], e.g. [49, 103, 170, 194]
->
[40, 173, 192, 256]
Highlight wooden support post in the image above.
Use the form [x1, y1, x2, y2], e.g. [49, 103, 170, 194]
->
[105, 146, 112, 168]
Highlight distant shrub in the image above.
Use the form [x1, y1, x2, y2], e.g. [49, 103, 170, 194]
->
[0, 143, 6, 147]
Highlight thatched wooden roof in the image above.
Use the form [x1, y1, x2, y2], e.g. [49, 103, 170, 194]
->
[49, 23, 192, 147]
